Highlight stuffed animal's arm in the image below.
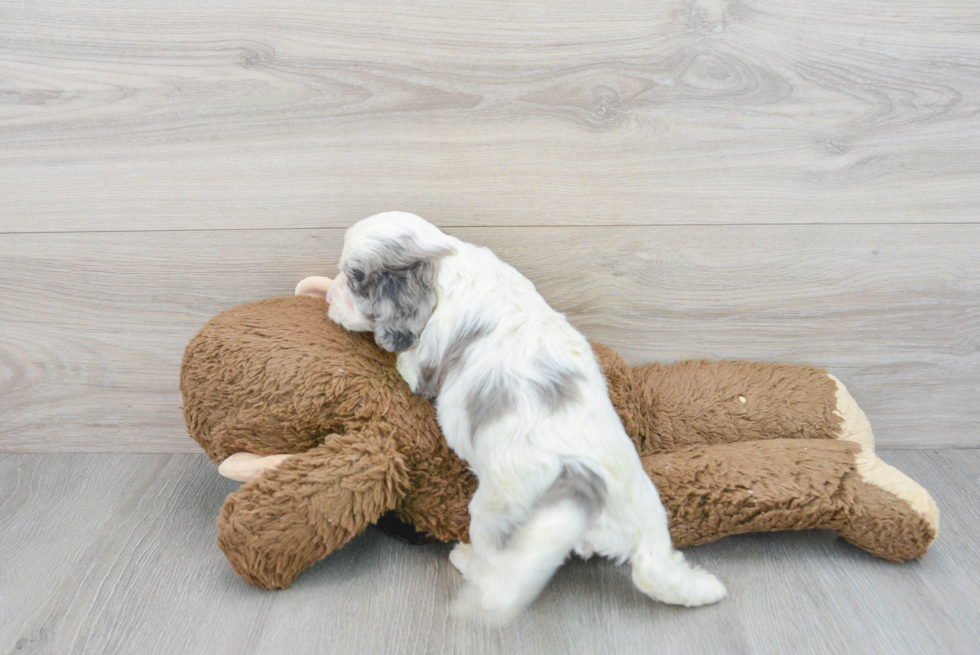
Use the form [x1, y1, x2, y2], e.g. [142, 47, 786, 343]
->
[295, 276, 334, 298]
[217, 428, 410, 589]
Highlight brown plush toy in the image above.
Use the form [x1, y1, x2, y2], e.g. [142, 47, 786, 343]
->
[181, 290, 939, 591]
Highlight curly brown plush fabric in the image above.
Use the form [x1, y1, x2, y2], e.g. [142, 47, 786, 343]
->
[181, 296, 939, 589]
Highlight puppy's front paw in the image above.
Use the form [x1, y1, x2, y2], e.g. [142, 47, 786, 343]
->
[395, 353, 421, 393]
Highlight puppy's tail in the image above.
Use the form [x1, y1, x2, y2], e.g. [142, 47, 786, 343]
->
[460, 464, 606, 622]
[626, 474, 728, 607]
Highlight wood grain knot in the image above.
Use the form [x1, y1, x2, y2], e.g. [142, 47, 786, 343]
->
[686, 0, 734, 34]
[239, 49, 262, 68]
[590, 86, 623, 126]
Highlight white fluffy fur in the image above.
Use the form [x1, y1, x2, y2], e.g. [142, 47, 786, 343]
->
[327, 212, 726, 622]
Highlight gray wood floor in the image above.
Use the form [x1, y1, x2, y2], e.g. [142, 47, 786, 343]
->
[1, 450, 977, 655]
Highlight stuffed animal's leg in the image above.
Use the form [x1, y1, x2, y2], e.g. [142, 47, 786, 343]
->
[824, 374, 939, 560]
[622, 357, 846, 450]
[643, 438, 938, 561]
[217, 428, 410, 590]
[593, 343, 846, 449]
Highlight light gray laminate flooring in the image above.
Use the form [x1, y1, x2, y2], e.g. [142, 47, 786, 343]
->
[1, 450, 977, 655]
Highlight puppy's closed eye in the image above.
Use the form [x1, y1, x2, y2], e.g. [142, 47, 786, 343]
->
[344, 266, 368, 297]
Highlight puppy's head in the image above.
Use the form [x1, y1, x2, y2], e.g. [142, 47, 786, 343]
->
[327, 212, 454, 352]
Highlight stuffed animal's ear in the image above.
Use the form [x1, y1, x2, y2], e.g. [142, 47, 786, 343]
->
[295, 276, 334, 299]
[371, 259, 438, 353]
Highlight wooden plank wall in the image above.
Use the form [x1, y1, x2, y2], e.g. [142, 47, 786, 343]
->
[1, 0, 978, 451]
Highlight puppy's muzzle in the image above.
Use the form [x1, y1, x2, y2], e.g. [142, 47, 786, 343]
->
[326, 272, 346, 306]
[327, 272, 374, 332]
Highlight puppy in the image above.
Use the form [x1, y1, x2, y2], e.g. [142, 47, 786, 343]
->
[326, 212, 726, 622]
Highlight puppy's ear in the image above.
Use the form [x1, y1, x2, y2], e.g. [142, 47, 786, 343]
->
[371, 258, 439, 352]
[367, 231, 457, 352]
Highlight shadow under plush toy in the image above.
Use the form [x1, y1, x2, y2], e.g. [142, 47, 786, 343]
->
[180, 280, 938, 591]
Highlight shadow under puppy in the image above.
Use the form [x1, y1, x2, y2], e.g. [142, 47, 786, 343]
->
[325, 212, 726, 623]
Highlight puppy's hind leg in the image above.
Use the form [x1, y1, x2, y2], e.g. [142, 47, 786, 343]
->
[452, 465, 603, 624]
[449, 542, 477, 581]
[620, 474, 727, 607]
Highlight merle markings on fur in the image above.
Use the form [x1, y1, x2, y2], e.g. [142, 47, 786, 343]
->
[418, 316, 495, 400]
[326, 211, 727, 623]
[530, 355, 585, 413]
[464, 369, 516, 440]
[537, 464, 607, 523]
[336, 235, 449, 353]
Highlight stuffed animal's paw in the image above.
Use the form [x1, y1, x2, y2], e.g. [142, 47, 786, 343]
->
[218, 453, 294, 482]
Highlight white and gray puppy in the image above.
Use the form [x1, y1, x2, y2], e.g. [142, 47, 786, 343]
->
[326, 212, 726, 622]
